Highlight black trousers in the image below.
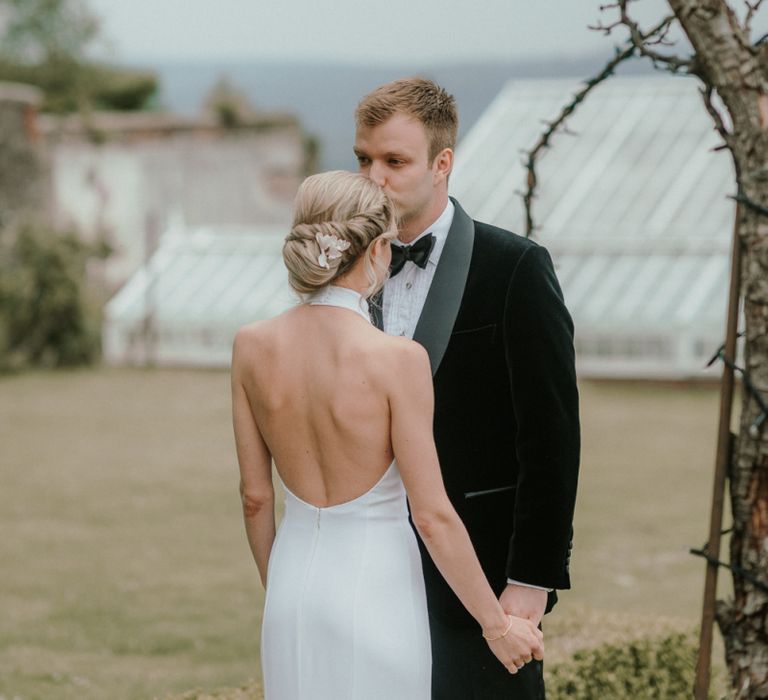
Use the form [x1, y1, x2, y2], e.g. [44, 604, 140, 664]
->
[429, 614, 545, 700]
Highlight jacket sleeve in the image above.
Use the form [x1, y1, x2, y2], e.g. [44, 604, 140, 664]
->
[503, 243, 580, 590]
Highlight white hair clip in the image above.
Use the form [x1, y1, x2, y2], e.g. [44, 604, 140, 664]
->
[315, 232, 351, 269]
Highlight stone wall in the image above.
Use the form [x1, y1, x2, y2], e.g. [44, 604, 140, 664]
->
[41, 111, 308, 288]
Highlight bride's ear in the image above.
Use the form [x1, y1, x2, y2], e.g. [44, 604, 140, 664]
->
[368, 236, 391, 287]
[371, 236, 387, 254]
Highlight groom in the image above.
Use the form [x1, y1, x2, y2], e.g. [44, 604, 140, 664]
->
[354, 78, 580, 698]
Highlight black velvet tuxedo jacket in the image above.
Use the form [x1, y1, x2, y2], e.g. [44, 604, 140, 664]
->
[407, 198, 580, 627]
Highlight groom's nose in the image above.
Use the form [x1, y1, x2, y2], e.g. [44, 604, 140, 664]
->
[368, 161, 386, 187]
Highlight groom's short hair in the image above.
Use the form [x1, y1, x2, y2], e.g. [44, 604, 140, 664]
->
[355, 78, 458, 162]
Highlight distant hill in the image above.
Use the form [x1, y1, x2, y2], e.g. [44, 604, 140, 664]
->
[148, 55, 656, 171]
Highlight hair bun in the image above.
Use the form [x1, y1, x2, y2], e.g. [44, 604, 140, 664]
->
[282, 171, 397, 297]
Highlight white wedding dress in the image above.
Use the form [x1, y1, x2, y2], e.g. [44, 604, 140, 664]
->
[260, 286, 431, 700]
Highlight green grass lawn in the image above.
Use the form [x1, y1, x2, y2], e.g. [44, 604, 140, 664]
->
[0, 368, 731, 699]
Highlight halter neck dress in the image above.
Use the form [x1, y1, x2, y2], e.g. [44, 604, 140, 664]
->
[260, 285, 431, 700]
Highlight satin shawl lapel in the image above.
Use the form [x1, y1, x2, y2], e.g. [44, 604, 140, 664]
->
[413, 198, 475, 376]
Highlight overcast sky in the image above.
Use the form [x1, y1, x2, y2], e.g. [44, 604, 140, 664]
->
[87, 0, 697, 65]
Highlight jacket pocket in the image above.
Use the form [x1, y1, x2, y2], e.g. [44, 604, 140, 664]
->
[464, 484, 515, 499]
[451, 322, 498, 339]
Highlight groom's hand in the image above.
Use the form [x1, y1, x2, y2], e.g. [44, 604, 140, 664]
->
[499, 584, 547, 627]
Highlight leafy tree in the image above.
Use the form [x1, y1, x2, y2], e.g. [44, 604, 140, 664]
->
[0, 0, 158, 113]
[0, 0, 99, 64]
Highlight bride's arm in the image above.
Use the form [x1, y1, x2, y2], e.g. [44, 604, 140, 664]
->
[231, 330, 275, 588]
[388, 340, 543, 672]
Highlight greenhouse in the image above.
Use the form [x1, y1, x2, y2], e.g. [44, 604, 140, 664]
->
[102, 226, 294, 366]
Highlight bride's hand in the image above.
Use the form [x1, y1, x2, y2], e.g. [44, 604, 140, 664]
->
[483, 614, 544, 674]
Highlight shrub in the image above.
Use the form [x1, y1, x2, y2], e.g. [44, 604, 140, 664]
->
[547, 632, 712, 699]
[91, 65, 159, 111]
[0, 221, 108, 370]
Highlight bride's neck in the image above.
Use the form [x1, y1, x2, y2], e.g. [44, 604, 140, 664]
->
[333, 262, 371, 297]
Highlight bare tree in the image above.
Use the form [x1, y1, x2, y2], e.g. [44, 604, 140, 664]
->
[524, 1, 768, 697]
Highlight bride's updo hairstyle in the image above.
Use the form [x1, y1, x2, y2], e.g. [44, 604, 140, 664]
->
[283, 171, 398, 298]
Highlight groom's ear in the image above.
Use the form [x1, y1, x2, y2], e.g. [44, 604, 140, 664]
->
[432, 148, 453, 185]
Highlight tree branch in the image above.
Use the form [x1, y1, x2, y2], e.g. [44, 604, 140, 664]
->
[521, 44, 634, 237]
[590, 2, 692, 71]
[617, 1, 693, 72]
[522, 10, 687, 237]
[730, 191, 768, 218]
[745, 0, 764, 37]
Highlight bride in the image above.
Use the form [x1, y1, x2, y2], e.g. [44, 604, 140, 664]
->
[231, 171, 543, 699]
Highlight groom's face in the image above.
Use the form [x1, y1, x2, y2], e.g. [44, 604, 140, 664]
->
[354, 112, 440, 236]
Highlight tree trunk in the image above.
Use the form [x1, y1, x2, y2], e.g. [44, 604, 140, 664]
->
[665, 1, 768, 696]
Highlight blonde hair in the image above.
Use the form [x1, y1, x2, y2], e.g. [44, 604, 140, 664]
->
[283, 171, 398, 297]
[355, 77, 458, 162]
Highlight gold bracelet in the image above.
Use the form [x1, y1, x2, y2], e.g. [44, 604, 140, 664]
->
[482, 614, 513, 641]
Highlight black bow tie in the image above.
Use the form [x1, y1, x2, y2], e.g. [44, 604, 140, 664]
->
[389, 234, 436, 278]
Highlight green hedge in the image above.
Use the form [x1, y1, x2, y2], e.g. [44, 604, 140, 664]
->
[547, 632, 713, 699]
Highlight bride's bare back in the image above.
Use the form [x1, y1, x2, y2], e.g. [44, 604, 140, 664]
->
[232, 292, 543, 671]
[234, 302, 405, 507]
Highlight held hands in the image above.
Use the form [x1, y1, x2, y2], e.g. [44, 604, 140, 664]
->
[482, 584, 548, 674]
[499, 583, 548, 627]
[483, 613, 544, 674]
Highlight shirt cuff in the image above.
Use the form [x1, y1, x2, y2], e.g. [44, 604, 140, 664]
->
[507, 578, 554, 593]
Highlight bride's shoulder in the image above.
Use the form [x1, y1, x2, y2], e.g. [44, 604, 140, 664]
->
[233, 319, 267, 345]
[362, 335, 431, 401]
[234, 306, 300, 343]
[232, 316, 281, 360]
[369, 334, 430, 378]
[233, 305, 309, 357]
